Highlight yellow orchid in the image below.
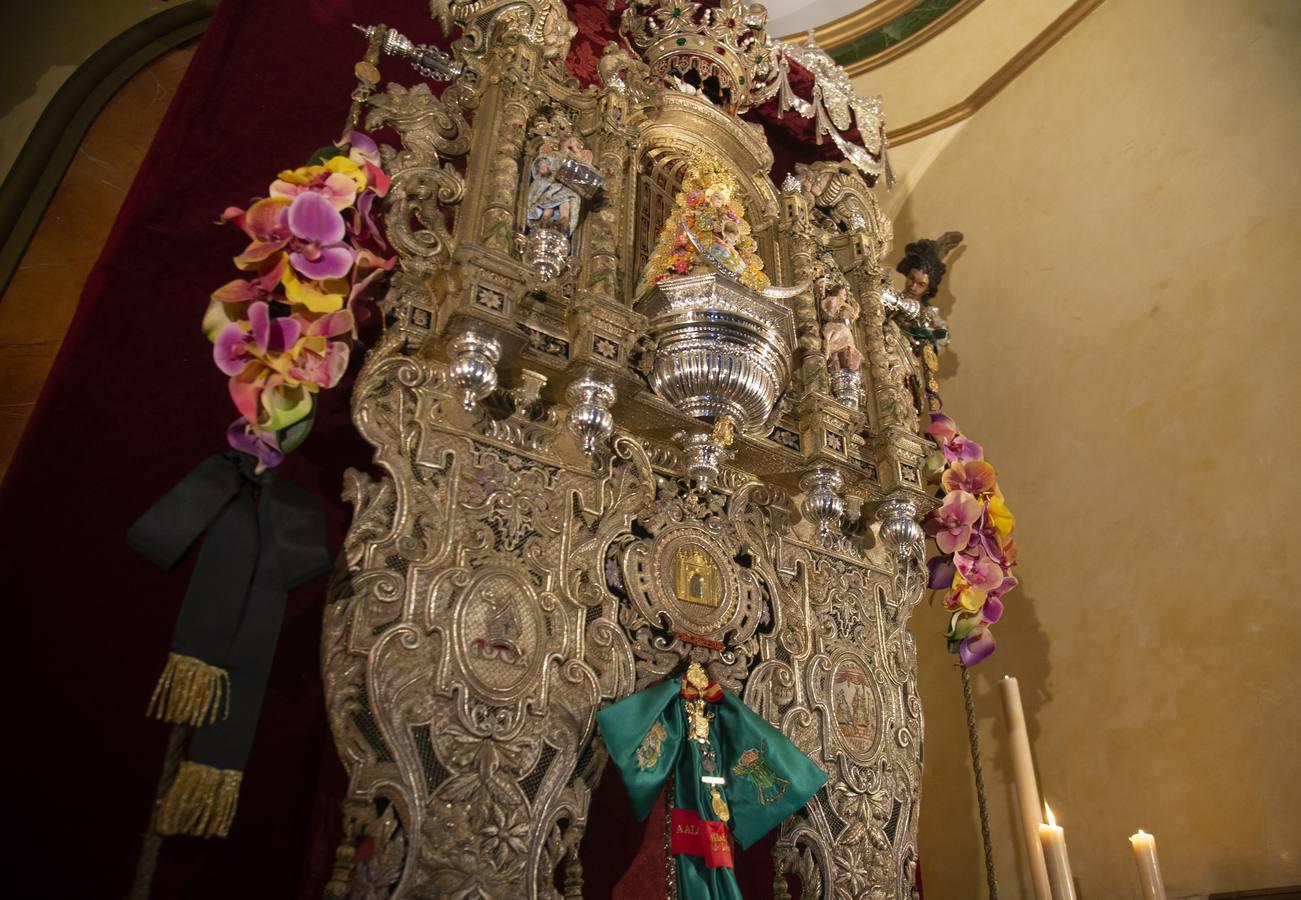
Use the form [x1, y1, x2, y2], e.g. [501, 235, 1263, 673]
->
[281, 265, 346, 313]
[987, 488, 1016, 543]
[944, 570, 987, 614]
[270, 156, 367, 210]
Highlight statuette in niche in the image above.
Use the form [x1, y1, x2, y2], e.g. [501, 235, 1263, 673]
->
[820, 279, 864, 407]
[637, 155, 770, 294]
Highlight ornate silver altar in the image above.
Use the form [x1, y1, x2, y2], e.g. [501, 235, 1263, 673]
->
[323, 3, 940, 897]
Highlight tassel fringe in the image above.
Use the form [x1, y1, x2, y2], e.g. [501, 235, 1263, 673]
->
[155, 761, 243, 838]
[147, 653, 230, 726]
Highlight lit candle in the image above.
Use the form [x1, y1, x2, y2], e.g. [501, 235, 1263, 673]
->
[1038, 803, 1077, 900]
[1129, 830, 1168, 900]
[1000, 676, 1053, 900]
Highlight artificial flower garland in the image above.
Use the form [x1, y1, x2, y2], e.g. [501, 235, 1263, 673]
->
[202, 131, 395, 469]
[922, 413, 1019, 666]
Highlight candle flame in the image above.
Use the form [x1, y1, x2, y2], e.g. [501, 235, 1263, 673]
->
[1044, 802, 1056, 827]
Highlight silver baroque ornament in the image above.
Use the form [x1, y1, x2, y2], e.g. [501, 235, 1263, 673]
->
[324, 3, 939, 896]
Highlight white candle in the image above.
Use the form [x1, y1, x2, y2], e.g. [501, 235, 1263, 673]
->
[1129, 830, 1168, 900]
[1000, 676, 1053, 900]
[1038, 803, 1077, 900]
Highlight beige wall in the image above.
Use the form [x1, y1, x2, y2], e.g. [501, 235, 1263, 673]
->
[889, 1, 1301, 897]
[0, 0, 166, 180]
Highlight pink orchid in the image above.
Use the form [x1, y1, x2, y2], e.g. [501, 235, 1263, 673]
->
[942, 459, 997, 496]
[210, 254, 287, 306]
[270, 158, 360, 210]
[284, 308, 354, 389]
[203, 256, 289, 341]
[979, 597, 1004, 626]
[213, 301, 302, 376]
[925, 412, 983, 462]
[346, 132, 391, 197]
[980, 574, 1018, 627]
[926, 491, 981, 555]
[226, 197, 292, 270]
[1001, 538, 1019, 569]
[286, 192, 355, 280]
[955, 548, 1005, 592]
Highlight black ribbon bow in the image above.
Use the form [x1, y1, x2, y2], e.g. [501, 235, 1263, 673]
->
[128, 452, 330, 771]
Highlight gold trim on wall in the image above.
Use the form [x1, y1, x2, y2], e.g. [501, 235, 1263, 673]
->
[779, 0, 923, 47]
[844, 0, 984, 76]
[887, 0, 1107, 146]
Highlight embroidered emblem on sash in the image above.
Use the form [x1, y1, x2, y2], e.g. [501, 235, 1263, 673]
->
[732, 742, 789, 805]
[635, 721, 667, 770]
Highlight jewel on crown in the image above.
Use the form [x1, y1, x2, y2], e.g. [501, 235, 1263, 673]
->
[620, 0, 778, 113]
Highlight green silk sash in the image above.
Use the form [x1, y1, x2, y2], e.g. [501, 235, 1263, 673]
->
[597, 674, 827, 899]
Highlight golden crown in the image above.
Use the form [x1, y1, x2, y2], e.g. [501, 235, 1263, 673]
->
[620, 0, 778, 113]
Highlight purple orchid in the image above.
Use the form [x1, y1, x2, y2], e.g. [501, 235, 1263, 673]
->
[287, 192, 355, 280]
[959, 624, 996, 667]
[927, 554, 956, 590]
[226, 417, 283, 470]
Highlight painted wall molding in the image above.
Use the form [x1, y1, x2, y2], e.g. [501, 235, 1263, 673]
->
[0, 0, 216, 298]
[887, 0, 1107, 146]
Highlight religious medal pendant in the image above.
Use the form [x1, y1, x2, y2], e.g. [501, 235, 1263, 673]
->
[700, 743, 717, 774]
[709, 783, 731, 822]
[685, 698, 712, 744]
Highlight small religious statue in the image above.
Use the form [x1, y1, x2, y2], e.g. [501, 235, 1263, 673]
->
[637, 156, 770, 295]
[884, 231, 963, 412]
[521, 132, 601, 280]
[597, 662, 827, 899]
[888, 231, 962, 344]
[526, 137, 594, 238]
[820, 278, 864, 408]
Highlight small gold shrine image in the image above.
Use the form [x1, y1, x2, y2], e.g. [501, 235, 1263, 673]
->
[323, 1, 943, 897]
[674, 545, 721, 608]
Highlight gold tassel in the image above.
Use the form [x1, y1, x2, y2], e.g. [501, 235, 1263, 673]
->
[155, 761, 243, 838]
[146, 653, 230, 726]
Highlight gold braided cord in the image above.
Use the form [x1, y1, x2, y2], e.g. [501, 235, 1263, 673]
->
[155, 760, 243, 839]
[146, 652, 231, 726]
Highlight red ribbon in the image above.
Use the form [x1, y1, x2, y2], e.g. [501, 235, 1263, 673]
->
[670, 808, 734, 869]
[679, 679, 724, 703]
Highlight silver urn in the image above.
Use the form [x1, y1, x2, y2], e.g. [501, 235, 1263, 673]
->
[638, 274, 795, 434]
[800, 466, 845, 539]
[519, 227, 571, 282]
[447, 331, 501, 411]
[566, 376, 617, 456]
[878, 494, 925, 559]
